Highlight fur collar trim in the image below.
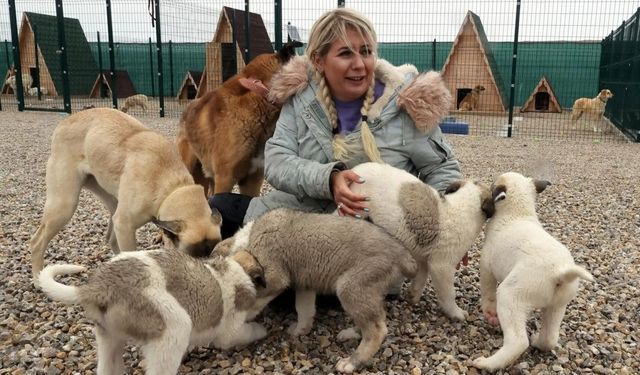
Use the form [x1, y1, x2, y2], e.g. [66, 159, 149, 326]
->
[267, 55, 451, 133]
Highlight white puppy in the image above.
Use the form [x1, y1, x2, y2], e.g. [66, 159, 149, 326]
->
[349, 162, 494, 320]
[472, 172, 593, 371]
[39, 249, 267, 375]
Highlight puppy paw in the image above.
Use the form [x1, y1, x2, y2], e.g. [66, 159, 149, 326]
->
[530, 332, 556, 351]
[445, 306, 468, 321]
[336, 357, 356, 374]
[337, 327, 360, 342]
[472, 356, 501, 372]
[249, 322, 268, 341]
[287, 322, 311, 336]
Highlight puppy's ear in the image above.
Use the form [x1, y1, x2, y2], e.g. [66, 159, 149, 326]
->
[533, 179, 551, 194]
[278, 40, 302, 63]
[492, 184, 507, 202]
[444, 180, 464, 195]
[481, 195, 495, 218]
[153, 219, 182, 235]
[232, 250, 267, 289]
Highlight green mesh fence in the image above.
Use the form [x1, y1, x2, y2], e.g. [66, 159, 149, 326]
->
[1, 0, 638, 142]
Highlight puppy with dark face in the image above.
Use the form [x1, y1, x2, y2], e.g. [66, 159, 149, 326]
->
[219, 208, 417, 374]
[30, 108, 222, 282]
[176, 41, 302, 197]
[38, 249, 267, 375]
[459, 84, 486, 111]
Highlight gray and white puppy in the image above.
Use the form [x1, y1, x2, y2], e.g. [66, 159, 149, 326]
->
[39, 249, 267, 375]
[349, 162, 495, 320]
[472, 172, 593, 372]
[217, 208, 417, 374]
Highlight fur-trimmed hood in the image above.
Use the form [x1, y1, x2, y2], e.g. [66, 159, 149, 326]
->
[267, 55, 452, 133]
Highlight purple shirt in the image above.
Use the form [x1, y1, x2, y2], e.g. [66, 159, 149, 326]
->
[334, 80, 385, 135]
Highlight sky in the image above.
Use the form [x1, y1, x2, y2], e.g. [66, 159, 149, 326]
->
[0, 0, 637, 44]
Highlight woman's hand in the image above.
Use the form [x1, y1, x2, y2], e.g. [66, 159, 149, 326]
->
[331, 169, 368, 218]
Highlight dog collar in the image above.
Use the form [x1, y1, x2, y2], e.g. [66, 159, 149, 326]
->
[598, 97, 606, 103]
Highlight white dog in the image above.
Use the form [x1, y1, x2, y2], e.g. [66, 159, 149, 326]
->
[39, 249, 267, 375]
[349, 162, 494, 320]
[472, 172, 593, 372]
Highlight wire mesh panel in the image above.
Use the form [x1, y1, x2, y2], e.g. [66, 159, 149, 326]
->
[0, 0, 638, 143]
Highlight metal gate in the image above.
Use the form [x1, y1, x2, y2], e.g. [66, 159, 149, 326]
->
[7, 0, 71, 113]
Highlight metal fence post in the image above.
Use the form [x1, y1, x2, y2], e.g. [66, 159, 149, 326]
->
[274, 0, 282, 51]
[148, 37, 155, 97]
[244, 1, 250, 63]
[8, 0, 24, 111]
[55, 0, 72, 113]
[506, 0, 522, 138]
[33, 24, 41, 100]
[106, 0, 117, 108]
[154, 0, 165, 117]
[168, 40, 174, 97]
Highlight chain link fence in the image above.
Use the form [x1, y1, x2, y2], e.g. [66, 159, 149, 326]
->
[1, 0, 638, 142]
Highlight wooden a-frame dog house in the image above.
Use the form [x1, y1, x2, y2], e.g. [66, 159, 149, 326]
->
[441, 11, 507, 112]
[196, 6, 273, 98]
[2, 12, 98, 97]
[520, 76, 562, 113]
[176, 70, 202, 102]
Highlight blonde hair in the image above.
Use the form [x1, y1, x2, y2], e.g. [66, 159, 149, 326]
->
[306, 8, 382, 163]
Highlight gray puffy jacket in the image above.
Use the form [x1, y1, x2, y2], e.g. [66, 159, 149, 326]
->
[244, 56, 461, 223]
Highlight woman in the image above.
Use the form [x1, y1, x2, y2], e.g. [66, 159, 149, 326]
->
[211, 7, 461, 238]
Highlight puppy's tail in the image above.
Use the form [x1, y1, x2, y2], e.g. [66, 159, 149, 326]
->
[398, 251, 418, 279]
[555, 265, 593, 286]
[38, 264, 86, 305]
[571, 109, 583, 121]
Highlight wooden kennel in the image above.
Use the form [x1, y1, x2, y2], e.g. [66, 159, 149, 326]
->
[6, 12, 98, 97]
[196, 6, 273, 98]
[520, 76, 562, 113]
[89, 70, 138, 99]
[176, 70, 202, 102]
[441, 11, 507, 112]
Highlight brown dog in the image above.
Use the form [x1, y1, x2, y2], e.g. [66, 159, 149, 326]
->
[30, 108, 222, 281]
[571, 89, 614, 133]
[459, 84, 485, 111]
[176, 41, 301, 197]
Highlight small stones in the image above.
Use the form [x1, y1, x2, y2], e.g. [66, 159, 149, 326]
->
[1, 112, 639, 374]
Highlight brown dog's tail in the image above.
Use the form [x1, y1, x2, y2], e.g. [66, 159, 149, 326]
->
[176, 122, 209, 195]
[571, 108, 583, 121]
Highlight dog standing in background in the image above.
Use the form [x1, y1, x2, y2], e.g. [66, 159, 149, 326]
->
[30, 108, 223, 281]
[570, 89, 614, 133]
[176, 41, 301, 197]
[458, 84, 485, 111]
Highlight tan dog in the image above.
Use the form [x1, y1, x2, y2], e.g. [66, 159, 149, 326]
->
[218, 208, 417, 374]
[176, 41, 301, 197]
[571, 89, 614, 133]
[121, 94, 149, 113]
[472, 172, 593, 372]
[38, 249, 267, 375]
[458, 84, 485, 111]
[30, 108, 222, 281]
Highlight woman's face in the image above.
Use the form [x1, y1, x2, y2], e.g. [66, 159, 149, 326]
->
[315, 28, 375, 102]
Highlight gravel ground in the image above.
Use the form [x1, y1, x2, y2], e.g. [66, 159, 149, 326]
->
[1, 111, 638, 375]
